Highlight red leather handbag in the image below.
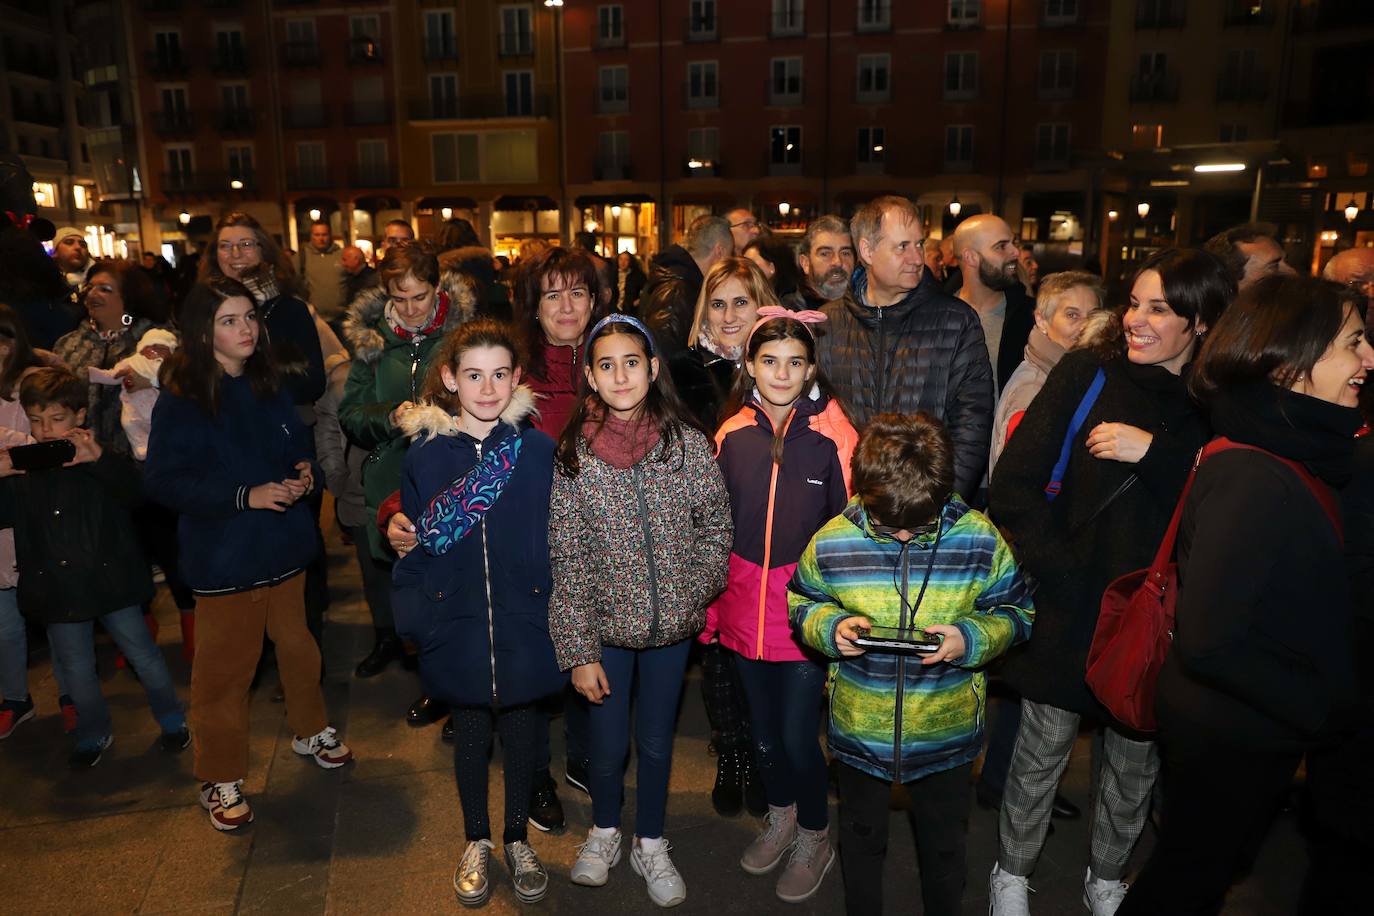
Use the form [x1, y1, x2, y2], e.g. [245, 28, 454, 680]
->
[1085, 437, 1342, 732]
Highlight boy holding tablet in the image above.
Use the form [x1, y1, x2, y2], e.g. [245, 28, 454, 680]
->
[788, 412, 1034, 916]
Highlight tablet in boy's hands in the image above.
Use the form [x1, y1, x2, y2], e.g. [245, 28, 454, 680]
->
[852, 626, 944, 654]
[8, 440, 76, 471]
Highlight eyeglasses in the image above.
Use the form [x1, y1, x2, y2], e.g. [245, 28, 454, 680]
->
[217, 239, 260, 253]
[730, 219, 760, 230]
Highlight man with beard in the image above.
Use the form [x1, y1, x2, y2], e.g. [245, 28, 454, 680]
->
[952, 214, 1036, 395]
[797, 215, 855, 310]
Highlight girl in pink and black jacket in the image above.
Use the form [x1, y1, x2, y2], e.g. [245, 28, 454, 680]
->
[703, 308, 858, 904]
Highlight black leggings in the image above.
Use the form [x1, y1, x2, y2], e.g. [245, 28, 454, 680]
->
[452, 703, 540, 844]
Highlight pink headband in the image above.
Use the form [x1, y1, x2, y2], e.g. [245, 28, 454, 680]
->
[745, 306, 827, 350]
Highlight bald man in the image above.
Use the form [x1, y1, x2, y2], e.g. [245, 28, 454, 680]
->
[952, 214, 1036, 394]
[341, 245, 377, 304]
[1323, 247, 1374, 314]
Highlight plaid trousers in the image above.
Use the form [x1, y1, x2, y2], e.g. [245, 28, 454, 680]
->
[998, 698, 1159, 880]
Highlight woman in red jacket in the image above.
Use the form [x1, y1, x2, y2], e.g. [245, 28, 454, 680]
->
[705, 308, 857, 903]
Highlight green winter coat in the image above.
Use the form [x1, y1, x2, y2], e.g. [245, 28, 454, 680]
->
[339, 269, 475, 560]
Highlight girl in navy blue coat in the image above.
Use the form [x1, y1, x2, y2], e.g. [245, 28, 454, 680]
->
[145, 279, 352, 835]
[393, 319, 564, 908]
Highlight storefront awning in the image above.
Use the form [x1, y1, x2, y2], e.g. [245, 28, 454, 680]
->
[494, 195, 557, 211]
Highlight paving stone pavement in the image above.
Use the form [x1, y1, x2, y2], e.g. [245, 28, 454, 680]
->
[0, 521, 1307, 915]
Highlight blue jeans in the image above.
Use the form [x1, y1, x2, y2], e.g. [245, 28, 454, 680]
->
[733, 653, 830, 830]
[47, 605, 185, 748]
[588, 638, 692, 839]
[0, 588, 68, 702]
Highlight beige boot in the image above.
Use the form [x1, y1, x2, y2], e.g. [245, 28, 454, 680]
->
[740, 803, 797, 874]
[775, 825, 835, 903]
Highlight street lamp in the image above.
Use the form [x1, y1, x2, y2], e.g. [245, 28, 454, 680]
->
[1107, 209, 1119, 222]
[1137, 202, 1150, 219]
[309, 208, 322, 222]
[611, 205, 622, 218]
[949, 194, 962, 217]
[778, 201, 791, 217]
[1346, 197, 1360, 223]
[543, 0, 563, 6]
[178, 210, 190, 225]
[441, 206, 453, 220]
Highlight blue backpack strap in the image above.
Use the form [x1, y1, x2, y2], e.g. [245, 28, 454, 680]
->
[1044, 367, 1106, 501]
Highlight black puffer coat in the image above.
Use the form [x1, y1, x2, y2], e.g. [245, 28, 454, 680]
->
[817, 265, 994, 498]
[989, 348, 1208, 718]
[0, 451, 153, 623]
[640, 244, 705, 353]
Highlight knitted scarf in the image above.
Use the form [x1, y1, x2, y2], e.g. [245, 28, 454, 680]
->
[386, 290, 450, 342]
[584, 410, 661, 469]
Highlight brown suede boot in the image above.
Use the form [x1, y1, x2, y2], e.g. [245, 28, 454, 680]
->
[740, 803, 797, 875]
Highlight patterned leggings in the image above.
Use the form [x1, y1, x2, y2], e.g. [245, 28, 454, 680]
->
[451, 702, 540, 845]
[700, 641, 752, 753]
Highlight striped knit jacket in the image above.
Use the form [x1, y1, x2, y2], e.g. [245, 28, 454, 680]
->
[788, 495, 1034, 783]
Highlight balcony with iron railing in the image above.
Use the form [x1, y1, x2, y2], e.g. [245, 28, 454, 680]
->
[498, 30, 533, 57]
[1135, 0, 1187, 29]
[216, 107, 255, 132]
[593, 29, 627, 49]
[856, 3, 891, 34]
[217, 169, 258, 191]
[152, 110, 196, 135]
[281, 103, 331, 129]
[11, 102, 61, 126]
[1130, 72, 1180, 102]
[770, 9, 805, 38]
[594, 160, 632, 181]
[287, 167, 332, 191]
[767, 77, 804, 108]
[683, 158, 721, 177]
[346, 101, 392, 126]
[145, 49, 188, 77]
[1222, 0, 1276, 27]
[595, 88, 629, 115]
[409, 94, 553, 120]
[684, 79, 719, 110]
[423, 36, 459, 62]
[160, 170, 209, 193]
[350, 163, 396, 188]
[212, 49, 250, 74]
[1216, 72, 1270, 103]
[281, 41, 320, 67]
[1294, 0, 1374, 31]
[349, 37, 383, 64]
[8, 51, 57, 79]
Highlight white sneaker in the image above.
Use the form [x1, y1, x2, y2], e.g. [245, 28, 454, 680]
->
[630, 835, 686, 908]
[1082, 867, 1128, 916]
[570, 826, 622, 887]
[989, 863, 1033, 916]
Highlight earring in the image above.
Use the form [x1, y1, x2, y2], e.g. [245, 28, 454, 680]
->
[1194, 328, 1203, 337]
[122, 313, 133, 327]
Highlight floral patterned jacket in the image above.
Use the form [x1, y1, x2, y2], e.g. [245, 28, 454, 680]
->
[548, 428, 733, 670]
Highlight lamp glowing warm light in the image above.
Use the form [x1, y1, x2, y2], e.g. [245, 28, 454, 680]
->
[230, 179, 244, 190]
[611, 205, 622, 218]
[309, 208, 322, 221]
[584, 219, 598, 233]
[1137, 202, 1150, 219]
[178, 210, 191, 225]
[1107, 209, 1119, 222]
[544, 0, 564, 6]
[440, 207, 453, 220]
[1346, 198, 1360, 223]
[1194, 163, 1246, 173]
[778, 202, 790, 217]
[949, 196, 962, 217]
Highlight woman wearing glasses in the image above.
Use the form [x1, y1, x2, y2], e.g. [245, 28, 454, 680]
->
[200, 213, 325, 408]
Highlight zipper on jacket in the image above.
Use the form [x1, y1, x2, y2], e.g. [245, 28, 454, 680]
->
[409, 339, 423, 401]
[476, 441, 499, 706]
[893, 539, 911, 784]
[632, 464, 662, 642]
[755, 407, 794, 659]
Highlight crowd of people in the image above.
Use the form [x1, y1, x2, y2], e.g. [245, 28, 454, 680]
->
[0, 145, 1370, 916]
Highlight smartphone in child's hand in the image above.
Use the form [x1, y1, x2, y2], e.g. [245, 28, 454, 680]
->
[7, 440, 77, 471]
[852, 626, 945, 654]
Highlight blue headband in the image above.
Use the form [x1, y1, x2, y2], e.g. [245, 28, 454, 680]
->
[583, 313, 657, 363]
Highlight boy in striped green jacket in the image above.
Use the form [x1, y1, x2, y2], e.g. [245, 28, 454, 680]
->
[787, 413, 1033, 915]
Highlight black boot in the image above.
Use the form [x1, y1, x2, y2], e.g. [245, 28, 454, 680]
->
[354, 629, 403, 679]
[712, 746, 745, 817]
[407, 694, 448, 726]
[742, 748, 767, 817]
[528, 770, 566, 834]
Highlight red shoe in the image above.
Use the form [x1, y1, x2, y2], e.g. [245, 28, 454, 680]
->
[60, 695, 78, 735]
[0, 697, 35, 739]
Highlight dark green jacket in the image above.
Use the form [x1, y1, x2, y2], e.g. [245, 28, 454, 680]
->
[338, 269, 475, 559]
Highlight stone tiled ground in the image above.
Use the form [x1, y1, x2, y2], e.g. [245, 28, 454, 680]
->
[0, 522, 1306, 914]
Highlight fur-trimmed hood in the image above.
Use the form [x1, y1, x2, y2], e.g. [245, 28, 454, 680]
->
[341, 267, 477, 364]
[397, 384, 540, 443]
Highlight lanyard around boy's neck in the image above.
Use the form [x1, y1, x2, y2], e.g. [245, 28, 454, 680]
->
[895, 519, 943, 631]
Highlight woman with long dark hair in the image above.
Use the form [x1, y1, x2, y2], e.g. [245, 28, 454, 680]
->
[1118, 276, 1372, 915]
[986, 248, 1234, 916]
[145, 279, 352, 833]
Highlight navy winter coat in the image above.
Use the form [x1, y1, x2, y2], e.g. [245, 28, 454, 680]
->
[392, 394, 566, 709]
[144, 375, 320, 594]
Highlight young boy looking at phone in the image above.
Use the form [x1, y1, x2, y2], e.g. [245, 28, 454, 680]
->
[788, 412, 1034, 916]
[0, 368, 186, 768]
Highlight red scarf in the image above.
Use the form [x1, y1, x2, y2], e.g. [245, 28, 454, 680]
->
[583, 409, 661, 469]
[391, 290, 450, 341]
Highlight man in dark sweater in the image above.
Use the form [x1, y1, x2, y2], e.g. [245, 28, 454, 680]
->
[639, 215, 732, 351]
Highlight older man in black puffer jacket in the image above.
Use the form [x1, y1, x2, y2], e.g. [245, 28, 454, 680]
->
[817, 196, 994, 499]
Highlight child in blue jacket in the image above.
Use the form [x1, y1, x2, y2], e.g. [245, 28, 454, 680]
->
[393, 318, 564, 908]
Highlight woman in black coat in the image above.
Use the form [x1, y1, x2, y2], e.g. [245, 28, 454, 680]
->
[1119, 276, 1372, 916]
[986, 248, 1234, 913]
